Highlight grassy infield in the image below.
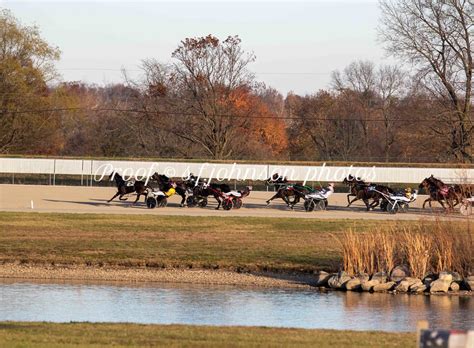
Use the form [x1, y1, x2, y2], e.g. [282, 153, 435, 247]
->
[0, 212, 433, 347]
[0, 322, 414, 348]
[0, 213, 380, 272]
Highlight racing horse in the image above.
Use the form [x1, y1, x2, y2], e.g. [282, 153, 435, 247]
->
[107, 172, 150, 204]
[191, 182, 231, 210]
[418, 175, 457, 210]
[265, 175, 314, 208]
[343, 175, 393, 211]
[151, 173, 195, 207]
[265, 174, 296, 207]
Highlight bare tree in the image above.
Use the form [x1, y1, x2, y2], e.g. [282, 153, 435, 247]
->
[376, 65, 406, 161]
[331, 61, 406, 161]
[379, 0, 473, 162]
[286, 91, 368, 161]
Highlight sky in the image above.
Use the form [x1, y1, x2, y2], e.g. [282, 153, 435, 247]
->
[2, 0, 389, 95]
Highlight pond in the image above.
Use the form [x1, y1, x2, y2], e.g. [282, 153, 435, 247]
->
[1, 280, 472, 332]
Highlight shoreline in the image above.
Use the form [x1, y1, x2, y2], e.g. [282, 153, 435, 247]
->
[0, 263, 316, 289]
[1, 264, 472, 296]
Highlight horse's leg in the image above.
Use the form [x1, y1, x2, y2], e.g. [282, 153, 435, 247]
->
[369, 198, 380, 209]
[266, 192, 280, 205]
[346, 194, 354, 206]
[180, 193, 186, 207]
[133, 193, 140, 204]
[453, 195, 460, 208]
[347, 196, 359, 207]
[446, 199, 454, 212]
[215, 194, 221, 210]
[438, 199, 446, 210]
[108, 192, 120, 203]
[291, 196, 300, 209]
[363, 198, 371, 211]
[144, 191, 149, 203]
[281, 195, 293, 209]
[118, 188, 129, 201]
[422, 198, 430, 209]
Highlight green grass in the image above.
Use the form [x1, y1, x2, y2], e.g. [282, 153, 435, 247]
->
[0, 212, 383, 273]
[0, 322, 415, 348]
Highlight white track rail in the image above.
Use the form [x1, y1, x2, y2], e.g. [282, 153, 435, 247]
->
[0, 157, 473, 184]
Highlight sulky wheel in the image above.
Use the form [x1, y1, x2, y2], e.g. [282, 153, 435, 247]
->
[186, 196, 197, 207]
[157, 197, 168, 207]
[198, 198, 208, 208]
[233, 197, 243, 209]
[388, 201, 399, 214]
[316, 200, 326, 210]
[146, 197, 157, 209]
[304, 200, 315, 212]
[222, 199, 233, 211]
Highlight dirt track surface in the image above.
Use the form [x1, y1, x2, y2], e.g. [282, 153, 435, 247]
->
[0, 184, 469, 220]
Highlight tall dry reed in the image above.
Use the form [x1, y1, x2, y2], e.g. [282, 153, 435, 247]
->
[401, 226, 432, 279]
[337, 220, 473, 278]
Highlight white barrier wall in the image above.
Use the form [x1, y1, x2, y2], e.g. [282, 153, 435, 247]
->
[1, 157, 473, 184]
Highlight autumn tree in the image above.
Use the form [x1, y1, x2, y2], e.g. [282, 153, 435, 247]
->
[379, 0, 473, 162]
[0, 9, 61, 153]
[287, 91, 373, 161]
[171, 35, 256, 159]
[140, 35, 287, 159]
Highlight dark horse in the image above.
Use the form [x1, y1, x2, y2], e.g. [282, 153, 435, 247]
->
[342, 175, 393, 211]
[107, 172, 150, 204]
[151, 173, 195, 207]
[418, 175, 458, 210]
[191, 181, 231, 210]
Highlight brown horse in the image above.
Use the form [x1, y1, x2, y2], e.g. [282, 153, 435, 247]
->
[265, 174, 314, 208]
[343, 175, 393, 211]
[265, 174, 304, 207]
[418, 175, 457, 210]
[265, 186, 298, 207]
[107, 172, 150, 204]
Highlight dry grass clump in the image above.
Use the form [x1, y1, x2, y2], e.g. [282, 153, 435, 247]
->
[338, 220, 473, 278]
[340, 228, 398, 276]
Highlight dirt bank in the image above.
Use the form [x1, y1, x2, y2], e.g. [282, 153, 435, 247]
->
[0, 264, 316, 289]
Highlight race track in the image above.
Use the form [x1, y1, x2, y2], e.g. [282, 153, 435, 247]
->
[0, 184, 469, 220]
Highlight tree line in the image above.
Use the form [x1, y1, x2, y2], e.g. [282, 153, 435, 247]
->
[1, 0, 472, 163]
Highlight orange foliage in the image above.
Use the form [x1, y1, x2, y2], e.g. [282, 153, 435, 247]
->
[227, 87, 288, 158]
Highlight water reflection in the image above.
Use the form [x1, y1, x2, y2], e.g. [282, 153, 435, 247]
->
[0, 280, 472, 332]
